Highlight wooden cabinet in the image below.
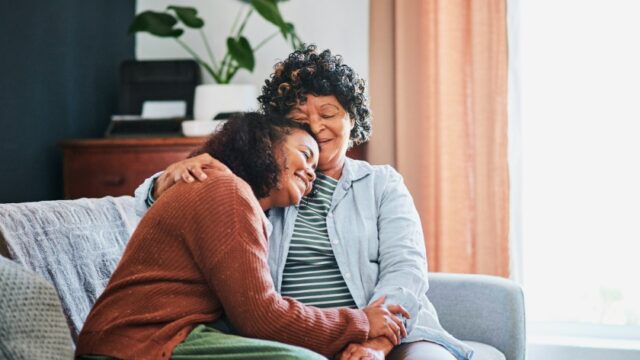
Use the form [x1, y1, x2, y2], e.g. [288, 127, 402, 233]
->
[60, 137, 367, 199]
[60, 137, 206, 199]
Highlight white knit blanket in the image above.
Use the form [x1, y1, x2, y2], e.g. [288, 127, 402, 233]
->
[0, 196, 139, 342]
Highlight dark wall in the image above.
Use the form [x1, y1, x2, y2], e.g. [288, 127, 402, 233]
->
[0, 1, 135, 203]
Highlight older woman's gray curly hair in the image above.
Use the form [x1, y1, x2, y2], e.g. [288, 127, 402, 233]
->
[258, 45, 372, 146]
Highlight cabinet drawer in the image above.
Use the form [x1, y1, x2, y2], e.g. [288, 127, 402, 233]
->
[61, 138, 205, 199]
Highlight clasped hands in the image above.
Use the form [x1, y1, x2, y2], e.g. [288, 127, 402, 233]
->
[337, 297, 410, 360]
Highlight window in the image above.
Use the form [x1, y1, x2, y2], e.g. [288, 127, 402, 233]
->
[517, 0, 640, 340]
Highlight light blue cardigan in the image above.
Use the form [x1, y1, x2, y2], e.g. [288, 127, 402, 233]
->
[134, 159, 473, 360]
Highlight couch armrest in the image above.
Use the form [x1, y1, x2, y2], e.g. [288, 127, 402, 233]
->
[427, 272, 526, 360]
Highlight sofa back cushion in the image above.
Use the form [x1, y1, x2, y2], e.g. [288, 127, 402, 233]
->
[0, 256, 74, 359]
[0, 196, 139, 342]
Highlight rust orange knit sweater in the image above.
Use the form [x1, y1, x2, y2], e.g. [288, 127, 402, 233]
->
[76, 170, 369, 359]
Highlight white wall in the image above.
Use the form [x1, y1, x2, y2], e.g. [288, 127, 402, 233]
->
[135, 0, 369, 89]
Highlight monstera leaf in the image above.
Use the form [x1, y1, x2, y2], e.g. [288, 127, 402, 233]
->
[251, 0, 290, 38]
[227, 36, 255, 71]
[128, 11, 183, 37]
[168, 6, 204, 29]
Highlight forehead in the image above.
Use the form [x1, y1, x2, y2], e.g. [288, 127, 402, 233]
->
[289, 95, 342, 112]
[287, 128, 318, 148]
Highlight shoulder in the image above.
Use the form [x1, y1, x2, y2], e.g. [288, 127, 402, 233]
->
[346, 158, 403, 186]
[200, 170, 264, 218]
[177, 169, 254, 202]
[155, 169, 260, 221]
[372, 164, 402, 180]
[344, 160, 408, 210]
[201, 168, 250, 191]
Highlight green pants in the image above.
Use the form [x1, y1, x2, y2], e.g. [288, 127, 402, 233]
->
[172, 323, 326, 360]
[77, 323, 325, 360]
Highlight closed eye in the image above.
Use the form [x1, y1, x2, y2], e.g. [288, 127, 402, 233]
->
[301, 146, 317, 170]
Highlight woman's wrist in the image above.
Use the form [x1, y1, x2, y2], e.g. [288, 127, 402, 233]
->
[364, 336, 395, 355]
[146, 178, 157, 207]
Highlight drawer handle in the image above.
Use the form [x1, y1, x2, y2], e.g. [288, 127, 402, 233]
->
[103, 176, 126, 187]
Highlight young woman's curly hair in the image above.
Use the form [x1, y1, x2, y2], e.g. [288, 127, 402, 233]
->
[190, 112, 313, 199]
[258, 44, 372, 146]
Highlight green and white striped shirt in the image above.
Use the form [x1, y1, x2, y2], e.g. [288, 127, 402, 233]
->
[280, 173, 357, 309]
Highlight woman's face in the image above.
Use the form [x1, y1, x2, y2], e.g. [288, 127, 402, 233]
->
[287, 95, 353, 174]
[270, 128, 319, 207]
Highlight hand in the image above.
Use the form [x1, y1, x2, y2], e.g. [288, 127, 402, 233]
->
[153, 153, 229, 199]
[337, 343, 384, 360]
[361, 337, 395, 356]
[363, 297, 410, 345]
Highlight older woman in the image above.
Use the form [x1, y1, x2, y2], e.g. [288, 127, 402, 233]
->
[136, 46, 473, 360]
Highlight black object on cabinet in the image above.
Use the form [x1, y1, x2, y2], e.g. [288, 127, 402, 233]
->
[119, 60, 201, 116]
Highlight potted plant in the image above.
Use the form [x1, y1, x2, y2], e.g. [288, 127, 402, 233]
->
[129, 0, 303, 124]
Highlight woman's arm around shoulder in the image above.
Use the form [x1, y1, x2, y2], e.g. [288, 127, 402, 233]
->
[132, 153, 229, 217]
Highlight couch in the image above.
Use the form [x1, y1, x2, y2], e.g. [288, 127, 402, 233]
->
[0, 196, 525, 360]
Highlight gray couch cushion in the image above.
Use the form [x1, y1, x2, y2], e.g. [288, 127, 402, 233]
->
[0, 256, 73, 359]
[428, 273, 526, 360]
[0, 196, 139, 342]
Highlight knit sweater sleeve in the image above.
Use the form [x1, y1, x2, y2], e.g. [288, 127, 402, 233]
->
[178, 172, 369, 357]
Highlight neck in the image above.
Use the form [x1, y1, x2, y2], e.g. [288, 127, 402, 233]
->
[320, 157, 346, 180]
[258, 198, 272, 211]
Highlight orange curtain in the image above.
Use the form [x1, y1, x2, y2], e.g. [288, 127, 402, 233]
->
[369, 0, 509, 276]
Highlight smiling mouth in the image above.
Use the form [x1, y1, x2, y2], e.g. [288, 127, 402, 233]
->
[317, 138, 332, 145]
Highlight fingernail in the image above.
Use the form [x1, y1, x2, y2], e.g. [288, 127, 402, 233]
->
[200, 174, 208, 180]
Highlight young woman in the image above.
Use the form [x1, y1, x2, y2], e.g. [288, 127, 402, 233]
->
[76, 113, 409, 360]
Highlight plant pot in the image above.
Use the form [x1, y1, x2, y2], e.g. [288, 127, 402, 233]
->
[181, 119, 227, 137]
[193, 84, 258, 121]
